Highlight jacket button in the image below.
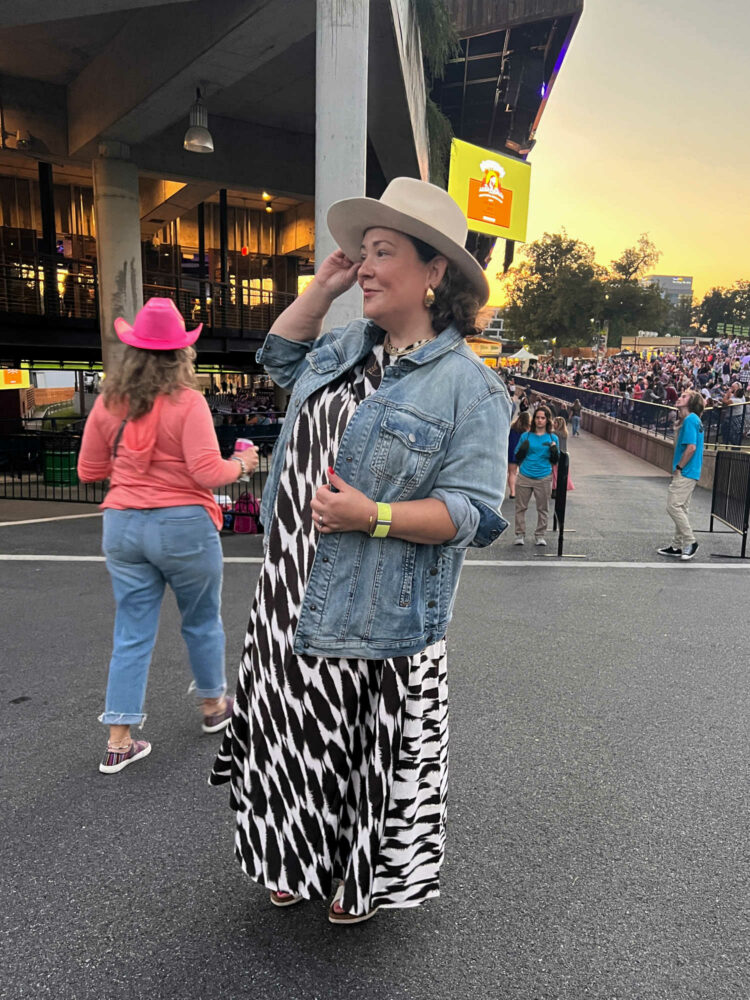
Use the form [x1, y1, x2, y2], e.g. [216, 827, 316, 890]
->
[490, 529, 499, 539]
[310, 604, 317, 611]
[322, 556, 329, 563]
[346, 456, 353, 462]
[408, 433, 416, 443]
[427, 600, 436, 608]
[429, 566, 438, 576]
[303, 642, 310, 649]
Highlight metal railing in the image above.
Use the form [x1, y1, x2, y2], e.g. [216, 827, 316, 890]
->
[0, 252, 295, 335]
[0, 415, 280, 509]
[514, 377, 750, 450]
[142, 280, 295, 334]
[0, 255, 98, 319]
[710, 451, 750, 558]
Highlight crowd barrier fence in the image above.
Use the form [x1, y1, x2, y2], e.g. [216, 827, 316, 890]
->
[514, 377, 750, 449]
[709, 450, 750, 558]
[0, 416, 281, 515]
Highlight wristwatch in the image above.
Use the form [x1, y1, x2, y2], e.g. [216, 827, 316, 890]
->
[675, 465, 683, 472]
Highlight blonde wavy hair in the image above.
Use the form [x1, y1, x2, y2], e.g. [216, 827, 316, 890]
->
[102, 345, 198, 420]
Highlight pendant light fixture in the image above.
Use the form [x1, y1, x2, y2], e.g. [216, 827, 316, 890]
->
[183, 88, 214, 154]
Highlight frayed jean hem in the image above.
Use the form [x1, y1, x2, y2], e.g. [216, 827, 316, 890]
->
[99, 712, 147, 727]
[186, 680, 227, 700]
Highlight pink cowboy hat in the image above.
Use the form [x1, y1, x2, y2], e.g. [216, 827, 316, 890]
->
[114, 297, 202, 350]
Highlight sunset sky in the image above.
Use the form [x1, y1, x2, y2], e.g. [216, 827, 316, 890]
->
[486, 0, 750, 307]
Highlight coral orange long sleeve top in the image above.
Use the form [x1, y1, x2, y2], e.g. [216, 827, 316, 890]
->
[77, 388, 241, 529]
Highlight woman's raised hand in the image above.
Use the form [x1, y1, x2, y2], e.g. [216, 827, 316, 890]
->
[314, 250, 361, 301]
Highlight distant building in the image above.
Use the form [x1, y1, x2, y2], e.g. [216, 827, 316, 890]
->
[641, 275, 693, 306]
[479, 309, 507, 339]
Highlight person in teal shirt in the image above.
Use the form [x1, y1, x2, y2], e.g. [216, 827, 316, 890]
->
[657, 389, 705, 561]
[512, 405, 559, 546]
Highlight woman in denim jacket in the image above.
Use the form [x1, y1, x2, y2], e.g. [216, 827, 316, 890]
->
[211, 178, 511, 925]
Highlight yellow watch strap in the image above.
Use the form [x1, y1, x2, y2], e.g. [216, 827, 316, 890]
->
[370, 501, 392, 538]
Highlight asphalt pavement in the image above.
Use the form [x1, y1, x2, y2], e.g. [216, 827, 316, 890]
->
[2, 429, 749, 1000]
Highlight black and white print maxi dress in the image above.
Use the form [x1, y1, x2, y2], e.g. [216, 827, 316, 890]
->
[210, 345, 449, 916]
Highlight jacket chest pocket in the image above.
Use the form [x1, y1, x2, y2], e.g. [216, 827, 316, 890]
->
[370, 407, 448, 488]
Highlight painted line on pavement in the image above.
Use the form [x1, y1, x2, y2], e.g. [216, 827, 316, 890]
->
[0, 512, 103, 528]
[0, 554, 747, 570]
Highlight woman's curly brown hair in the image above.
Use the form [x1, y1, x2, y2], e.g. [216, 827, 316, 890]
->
[408, 235, 482, 337]
[102, 345, 197, 420]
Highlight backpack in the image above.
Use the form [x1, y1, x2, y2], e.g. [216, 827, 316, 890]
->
[232, 492, 261, 534]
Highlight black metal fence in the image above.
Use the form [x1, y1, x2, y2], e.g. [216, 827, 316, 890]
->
[0, 252, 295, 335]
[514, 377, 750, 449]
[0, 255, 98, 319]
[710, 450, 750, 558]
[142, 281, 295, 334]
[0, 416, 281, 509]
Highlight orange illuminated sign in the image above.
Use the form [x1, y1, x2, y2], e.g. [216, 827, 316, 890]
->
[448, 139, 531, 242]
[1, 369, 30, 389]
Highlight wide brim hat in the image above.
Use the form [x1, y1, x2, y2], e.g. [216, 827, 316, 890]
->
[114, 297, 202, 350]
[327, 176, 490, 305]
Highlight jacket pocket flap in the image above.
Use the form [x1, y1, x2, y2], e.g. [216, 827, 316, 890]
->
[308, 343, 341, 374]
[381, 407, 447, 453]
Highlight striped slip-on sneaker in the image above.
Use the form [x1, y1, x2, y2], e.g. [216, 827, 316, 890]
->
[99, 739, 152, 775]
[202, 696, 234, 734]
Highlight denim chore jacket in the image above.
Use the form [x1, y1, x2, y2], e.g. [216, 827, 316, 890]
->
[256, 319, 511, 658]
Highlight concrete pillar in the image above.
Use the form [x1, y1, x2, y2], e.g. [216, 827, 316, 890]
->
[315, 0, 368, 329]
[92, 141, 143, 372]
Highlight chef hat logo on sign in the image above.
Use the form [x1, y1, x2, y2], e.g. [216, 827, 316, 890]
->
[478, 160, 506, 203]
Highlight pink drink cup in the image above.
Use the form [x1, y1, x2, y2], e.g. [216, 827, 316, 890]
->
[234, 438, 254, 451]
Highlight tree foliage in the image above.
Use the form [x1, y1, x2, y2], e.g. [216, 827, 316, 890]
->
[696, 281, 750, 334]
[504, 231, 670, 348]
[610, 234, 661, 281]
[413, 0, 460, 186]
[601, 279, 668, 347]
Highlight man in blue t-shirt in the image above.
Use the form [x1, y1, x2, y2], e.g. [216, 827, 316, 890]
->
[657, 389, 705, 561]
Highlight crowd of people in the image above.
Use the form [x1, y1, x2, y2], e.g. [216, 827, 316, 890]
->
[510, 339, 750, 411]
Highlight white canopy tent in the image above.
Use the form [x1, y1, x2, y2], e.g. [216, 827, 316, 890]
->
[508, 347, 538, 372]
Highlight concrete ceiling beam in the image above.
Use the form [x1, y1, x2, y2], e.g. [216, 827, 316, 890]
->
[67, 0, 315, 155]
[0, 0, 194, 28]
[132, 116, 315, 200]
[139, 178, 218, 236]
[446, 0, 584, 36]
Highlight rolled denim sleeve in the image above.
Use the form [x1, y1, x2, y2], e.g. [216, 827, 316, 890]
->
[256, 333, 315, 389]
[430, 387, 511, 548]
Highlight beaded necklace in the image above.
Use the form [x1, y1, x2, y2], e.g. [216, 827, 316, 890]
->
[383, 334, 435, 357]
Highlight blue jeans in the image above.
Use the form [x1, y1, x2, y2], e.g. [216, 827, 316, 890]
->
[100, 506, 226, 726]
[571, 414, 581, 435]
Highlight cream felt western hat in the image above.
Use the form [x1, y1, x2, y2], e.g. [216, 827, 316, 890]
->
[327, 177, 490, 305]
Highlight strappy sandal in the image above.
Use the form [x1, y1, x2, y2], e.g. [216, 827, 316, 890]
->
[269, 890, 303, 908]
[327, 884, 379, 925]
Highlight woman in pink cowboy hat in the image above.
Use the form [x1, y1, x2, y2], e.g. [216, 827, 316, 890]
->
[210, 178, 511, 924]
[78, 297, 258, 774]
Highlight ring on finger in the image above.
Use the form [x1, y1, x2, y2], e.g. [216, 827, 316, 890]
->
[319, 514, 324, 526]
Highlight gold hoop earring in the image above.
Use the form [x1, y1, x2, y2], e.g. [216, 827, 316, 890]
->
[424, 287, 436, 308]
